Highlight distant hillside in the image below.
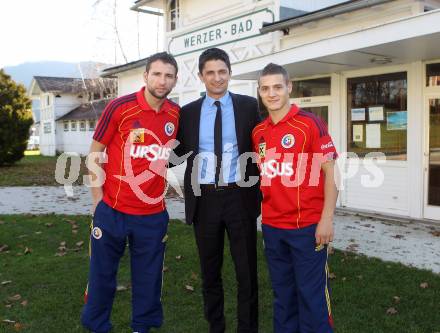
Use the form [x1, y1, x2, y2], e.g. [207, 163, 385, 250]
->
[3, 61, 115, 88]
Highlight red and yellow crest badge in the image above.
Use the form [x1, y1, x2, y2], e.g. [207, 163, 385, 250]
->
[258, 142, 266, 158]
[130, 128, 145, 143]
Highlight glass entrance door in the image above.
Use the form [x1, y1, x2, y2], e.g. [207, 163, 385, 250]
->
[425, 97, 440, 220]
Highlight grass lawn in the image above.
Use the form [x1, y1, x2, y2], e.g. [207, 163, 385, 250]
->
[0, 155, 88, 187]
[0, 215, 439, 333]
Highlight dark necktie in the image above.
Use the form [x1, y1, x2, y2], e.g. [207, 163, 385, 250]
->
[214, 101, 222, 186]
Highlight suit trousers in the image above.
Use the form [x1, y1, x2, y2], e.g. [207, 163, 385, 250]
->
[193, 187, 258, 333]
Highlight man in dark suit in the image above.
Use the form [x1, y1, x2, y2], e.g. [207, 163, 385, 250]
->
[173, 48, 260, 333]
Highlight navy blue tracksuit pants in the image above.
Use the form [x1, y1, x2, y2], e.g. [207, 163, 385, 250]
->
[81, 200, 168, 333]
[262, 224, 334, 333]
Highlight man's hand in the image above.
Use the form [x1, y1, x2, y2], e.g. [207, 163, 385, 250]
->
[91, 197, 102, 216]
[315, 160, 338, 246]
[315, 217, 334, 246]
[88, 140, 106, 216]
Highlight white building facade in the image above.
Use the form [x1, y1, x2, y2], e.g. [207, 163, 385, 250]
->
[102, 0, 440, 222]
[28, 77, 117, 156]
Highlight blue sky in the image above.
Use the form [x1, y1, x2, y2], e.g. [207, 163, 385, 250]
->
[0, 0, 163, 68]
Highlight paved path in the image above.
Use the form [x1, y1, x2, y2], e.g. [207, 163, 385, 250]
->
[1, 186, 439, 274]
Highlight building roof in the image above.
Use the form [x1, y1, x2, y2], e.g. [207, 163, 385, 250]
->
[33, 76, 117, 94]
[57, 99, 111, 122]
[280, 7, 308, 21]
[261, 0, 392, 33]
[100, 57, 148, 77]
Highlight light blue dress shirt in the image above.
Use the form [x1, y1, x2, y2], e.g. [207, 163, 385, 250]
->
[198, 91, 241, 184]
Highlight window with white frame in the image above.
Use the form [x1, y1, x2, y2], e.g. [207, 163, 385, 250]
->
[43, 122, 52, 134]
[426, 63, 440, 87]
[63, 121, 69, 131]
[168, 0, 179, 31]
[347, 72, 407, 160]
[71, 121, 77, 131]
[291, 77, 331, 98]
[80, 121, 86, 131]
[89, 120, 96, 131]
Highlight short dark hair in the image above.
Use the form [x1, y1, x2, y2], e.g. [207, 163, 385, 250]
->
[258, 63, 289, 84]
[198, 48, 231, 73]
[145, 52, 178, 75]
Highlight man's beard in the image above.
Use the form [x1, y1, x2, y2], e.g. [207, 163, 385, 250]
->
[147, 85, 171, 100]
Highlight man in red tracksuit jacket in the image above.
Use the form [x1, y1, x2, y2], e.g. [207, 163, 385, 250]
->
[252, 63, 338, 333]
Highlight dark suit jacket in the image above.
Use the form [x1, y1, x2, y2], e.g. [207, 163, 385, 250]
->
[174, 92, 261, 225]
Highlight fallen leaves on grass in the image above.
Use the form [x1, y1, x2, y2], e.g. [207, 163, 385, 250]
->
[1, 281, 12, 286]
[45, 223, 53, 228]
[14, 322, 24, 331]
[328, 272, 336, 280]
[175, 255, 183, 261]
[2, 319, 25, 330]
[393, 296, 400, 304]
[56, 241, 68, 256]
[65, 220, 80, 236]
[0, 244, 9, 252]
[386, 307, 398, 315]
[8, 294, 22, 302]
[20, 300, 28, 307]
[76, 241, 84, 247]
[116, 285, 128, 292]
[190, 272, 198, 280]
[185, 285, 194, 292]
[24, 247, 31, 255]
[163, 266, 169, 272]
[420, 282, 429, 289]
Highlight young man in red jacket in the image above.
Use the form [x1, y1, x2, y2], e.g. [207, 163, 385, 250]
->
[252, 63, 338, 333]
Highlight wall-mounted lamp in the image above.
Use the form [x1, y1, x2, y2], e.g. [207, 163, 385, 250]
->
[370, 56, 392, 65]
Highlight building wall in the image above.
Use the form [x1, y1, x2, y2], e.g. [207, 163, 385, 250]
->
[39, 93, 56, 156]
[54, 94, 86, 119]
[117, 68, 145, 96]
[57, 120, 95, 155]
[179, 0, 248, 27]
